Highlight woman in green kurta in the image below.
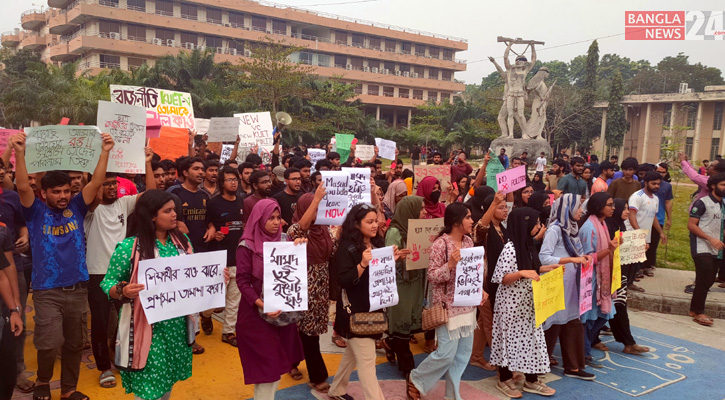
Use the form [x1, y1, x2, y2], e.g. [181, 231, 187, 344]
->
[101, 190, 193, 400]
[383, 195, 427, 376]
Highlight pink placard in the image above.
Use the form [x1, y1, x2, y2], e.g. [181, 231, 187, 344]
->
[579, 259, 593, 316]
[495, 165, 527, 194]
[59, 117, 70, 125]
[0, 129, 20, 166]
[146, 117, 162, 138]
[548, 194, 556, 206]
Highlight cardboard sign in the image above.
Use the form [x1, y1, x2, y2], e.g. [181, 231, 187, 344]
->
[207, 117, 241, 142]
[335, 133, 355, 162]
[219, 144, 234, 164]
[496, 165, 527, 194]
[452, 247, 486, 306]
[413, 164, 451, 191]
[137, 250, 227, 324]
[316, 171, 349, 225]
[0, 129, 20, 166]
[194, 118, 210, 136]
[374, 138, 396, 160]
[341, 167, 371, 206]
[149, 127, 189, 161]
[406, 218, 445, 270]
[611, 230, 623, 294]
[24, 125, 103, 173]
[532, 266, 566, 327]
[485, 155, 506, 191]
[579, 259, 594, 316]
[97, 101, 147, 174]
[308, 148, 326, 172]
[234, 112, 274, 148]
[356, 144, 375, 161]
[110, 85, 195, 132]
[368, 246, 399, 311]
[263, 242, 308, 312]
[620, 229, 648, 265]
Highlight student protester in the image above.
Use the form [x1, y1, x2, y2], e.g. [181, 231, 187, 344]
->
[203, 166, 245, 344]
[428, 152, 444, 165]
[535, 152, 547, 173]
[686, 173, 725, 326]
[84, 148, 155, 389]
[539, 194, 595, 380]
[513, 184, 534, 208]
[465, 186, 495, 226]
[557, 157, 587, 196]
[578, 192, 619, 368]
[238, 162, 255, 196]
[591, 161, 615, 194]
[490, 207, 561, 397]
[13, 132, 115, 400]
[610, 155, 620, 171]
[416, 176, 446, 219]
[310, 172, 323, 190]
[607, 157, 641, 200]
[201, 160, 220, 197]
[545, 159, 566, 190]
[242, 170, 273, 225]
[382, 180, 408, 220]
[626, 172, 666, 280]
[236, 199, 305, 399]
[328, 204, 405, 400]
[509, 157, 523, 169]
[582, 166, 594, 198]
[272, 168, 302, 227]
[450, 151, 473, 183]
[531, 172, 546, 192]
[295, 160, 314, 193]
[646, 164, 674, 275]
[498, 148, 509, 169]
[270, 166, 286, 197]
[168, 157, 216, 253]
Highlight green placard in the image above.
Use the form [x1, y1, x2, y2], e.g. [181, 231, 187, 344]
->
[335, 133, 354, 162]
[486, 153, 505, 191]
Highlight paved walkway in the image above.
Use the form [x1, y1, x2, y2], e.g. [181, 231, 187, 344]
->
[629, 267, 725, 319]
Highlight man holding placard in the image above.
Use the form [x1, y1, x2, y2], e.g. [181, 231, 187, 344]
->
[12, 131, 115, 400]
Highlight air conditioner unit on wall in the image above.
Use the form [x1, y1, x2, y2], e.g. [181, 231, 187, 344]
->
[372, 67, 379, 73]
[364, 66, 370, 72]
[244, 49, 252, 57]
[395, 70, 401, 76]
[229, 48, 238, 55]
[346, 64, 352, 70]
[153, 38, 162, 45]
[403, 71, 410, 77]
[383, 69, 390, 75]
[216, 47, 224, 54]
[413, 72, 419, 78]
[166, 39, 176, 47]
[109, 32, 120, 40]
[183, 42, 195, 49]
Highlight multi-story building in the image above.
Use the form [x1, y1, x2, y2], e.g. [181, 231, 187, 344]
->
[2, 0, 468, 128]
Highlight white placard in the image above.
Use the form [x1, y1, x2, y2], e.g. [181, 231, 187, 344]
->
[374, 138, 396, 160]
[234, 112, 274, 148]
[356, 144, 375, 161]
[219, 144, 234, 163]
[368, 246, 399, 311]
[452, 247, 486, 306]
[308, 148, 326, 172]
[96, 100, 147, 174]
[316, 171, 350, 225]
[138, 250, 227, 324]
[342, 167, 371, 206]
[262, 242, 308, 312]
[207, 117, 241, 142]
[194, 118, 210, 135]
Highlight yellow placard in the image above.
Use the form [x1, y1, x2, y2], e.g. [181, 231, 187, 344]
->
[611, 230, 622, 294]
[531, 266, 566, 328]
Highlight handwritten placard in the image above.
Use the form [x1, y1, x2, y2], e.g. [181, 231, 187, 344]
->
[148, 127, 189, 161]
[342, 167, 371, 206]
[406, 218, 445, 270]
[24, 125, 103, 173]
[0, 129, 20, 166]
[356, 144, 375, 161]
[579, 259, 593, 316]
[317, 171, 349, 225]
[485, 155, 506, 191]
[335, 133, 354, 162]
[308, 148, 326, 172]
[374, 138, 396, 160]
[234, 112, 274, 148]
[110, 85, 195, 132]
[611, 230, 622, 294]
[496, 165, 527, 194]
[532, 266, 566, 327]
[207, 117, 241, 142]
[97, 101, 147, 174]
[262, 242, 308, 312]
[369, 246, 399, 311]
[194, 118, 210, 135]
[219, 144, 234, 164]
[620, 229, 647, 265]
[137, 250, 227, 324]
[413, 164, 451, 191]
[452, 247, 485, 306]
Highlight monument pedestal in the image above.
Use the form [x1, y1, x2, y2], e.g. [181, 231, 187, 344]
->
[490, 138, 552, 159]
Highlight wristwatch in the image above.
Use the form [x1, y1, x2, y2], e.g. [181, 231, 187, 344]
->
[9, 306, 20, 314]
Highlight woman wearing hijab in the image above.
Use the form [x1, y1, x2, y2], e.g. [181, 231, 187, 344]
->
[416, 176, 446, 218]
[513, 184, 534, 208]
[578, 192, 619, 368]
[528, 191, 551, 247]
[287, 185, 341, 393]
[531, 171, 547, 192]
[383, 196, 425, 376]
[490, 207, 562, 398]
[539, 194, 595, 380]
[236, 199, 305, 399]
[465, 186, 494, 225]
[383, 180, 408, 220]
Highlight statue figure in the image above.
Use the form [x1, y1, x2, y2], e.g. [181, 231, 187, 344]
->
[525, 67, 555, 140]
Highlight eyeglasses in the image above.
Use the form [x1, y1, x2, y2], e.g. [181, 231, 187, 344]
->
[224, 178, 239, 183]
[605, 203, 615, 208]
[102, 181, 119, 187]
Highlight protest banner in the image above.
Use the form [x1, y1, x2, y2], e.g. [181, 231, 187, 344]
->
[579, 259, 593, 316]
[25, 125, 103, 174]
[97, 101, 147, 174]
[335, 133, 355, 162]
[452, 247, 486, 306]
[413, 164, 451, 191]
[137, 250, 227, 324]
[620, 229, 647, 265]
[308, 148, 326, 172]
[369, 246, 399, 311]
[219, 144, 234, 163]
[342, 167, 371, 206]
[356, 144, 375, 161]
[207, 117, 241, 142]
[262, 242, 308, 312]
[110, 85, 195, 133]
[485, 154, 505, 191]
[316, 171, 349, 225]
[148, 127, 189, 161]
[611, 230, 622, 294]
[496, 165, 527, 194]
[406, 218, 445, 270]
[532, 266, 566, 327]
[234, 112, 274, 148]
[146, 117, 162, 138]
[194, 118, 210, 136]
[374, 138, 396, 160]
[0, 129, 20, 166]
[258, 145, 275, 165]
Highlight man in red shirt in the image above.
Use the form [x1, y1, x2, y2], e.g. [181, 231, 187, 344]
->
[450, 151, 473, 183]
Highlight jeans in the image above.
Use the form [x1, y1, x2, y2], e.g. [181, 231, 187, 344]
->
[583, 318, 608, 359]
[88, 275, 120, 372]
[410, 324, 474, 400]
[690, 255, 719, 314]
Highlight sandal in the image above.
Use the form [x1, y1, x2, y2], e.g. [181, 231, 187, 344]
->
[222, 333, 238, 347]
[33, 384, 51, 400]
[99, 370, 116, 388]
[16, 376, 35, 393]
[690, 312, 713, 327]
[406, 374, 421, 400]
[593, 342, 609, 351]
[289, 367, 303, 380]
[307, 382, 330, 393]
[61, 391, 90, 400]
[381, 338, 396, 364]
[192, 341, 205, 354]
[331, 334, 347, 348]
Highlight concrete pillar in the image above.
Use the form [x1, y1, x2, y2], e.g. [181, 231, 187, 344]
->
[599, 109, 607, 156]
[641, 103, 652, 163]
[692, 102, 704, 162]
[408, 109, 412, 129]
[393, 110, 398, 128]
[376, 106, 380, 121]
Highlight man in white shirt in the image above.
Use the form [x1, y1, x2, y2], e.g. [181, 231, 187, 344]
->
[535, 152, 547, 173]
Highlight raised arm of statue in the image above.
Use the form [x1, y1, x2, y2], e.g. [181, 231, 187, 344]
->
[489, 57, 505, 78]
[526, 44, 537, 74]
[503, 41, 513, 70]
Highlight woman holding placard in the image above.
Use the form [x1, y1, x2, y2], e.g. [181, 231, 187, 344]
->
[236, 199, 305, 399]
[489, 207, 562, 398]
[406, 203, 483, 400]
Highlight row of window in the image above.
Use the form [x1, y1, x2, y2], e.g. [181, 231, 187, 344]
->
[662, 102, 723, 131]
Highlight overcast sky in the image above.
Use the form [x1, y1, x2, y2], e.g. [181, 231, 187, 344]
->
[3, 0, 724, 85]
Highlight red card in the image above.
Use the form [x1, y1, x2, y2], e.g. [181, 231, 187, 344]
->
[60, 117, 70, 125]
[351, 138, 358, 146]
[220, 227, 229, 234]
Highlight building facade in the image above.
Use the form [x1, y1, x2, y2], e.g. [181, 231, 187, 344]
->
[1, 0, 468, 128]
[595, 85, 725, 164]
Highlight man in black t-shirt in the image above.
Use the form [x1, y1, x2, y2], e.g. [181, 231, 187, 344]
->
[168, 157, 216, 252]
[272, 168, 302, 227]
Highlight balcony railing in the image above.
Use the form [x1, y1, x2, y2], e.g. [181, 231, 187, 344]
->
[21, 9, 44, 17]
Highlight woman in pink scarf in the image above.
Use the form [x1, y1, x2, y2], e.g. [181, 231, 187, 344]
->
[577, 192, 620, 368]
[416, 176, 446, 218]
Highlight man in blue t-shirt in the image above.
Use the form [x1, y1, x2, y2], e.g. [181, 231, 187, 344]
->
[12, 131, 115, 400]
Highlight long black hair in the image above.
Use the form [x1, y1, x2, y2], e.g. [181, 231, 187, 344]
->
[586, 192, 612, 219]
[127, 189, 188, 260]
[438, 202, 470, 238]
[340, 203, 385, 253]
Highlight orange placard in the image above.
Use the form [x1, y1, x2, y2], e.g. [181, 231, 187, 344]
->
[148, 127, 189, 161]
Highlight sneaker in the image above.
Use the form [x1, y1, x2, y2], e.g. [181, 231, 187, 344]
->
[564, 369, 596, 381]
[200, 315, 213, 335]
[496, 379, 523, 399]
[522, 380, 556, 396]
[585, 357, 603, 368]
[329, 394, 354, 400]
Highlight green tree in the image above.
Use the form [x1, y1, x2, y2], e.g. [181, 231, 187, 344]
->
[606, 70, 628, 152]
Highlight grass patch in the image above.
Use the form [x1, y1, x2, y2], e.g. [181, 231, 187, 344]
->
[656, 183, 696, 271]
